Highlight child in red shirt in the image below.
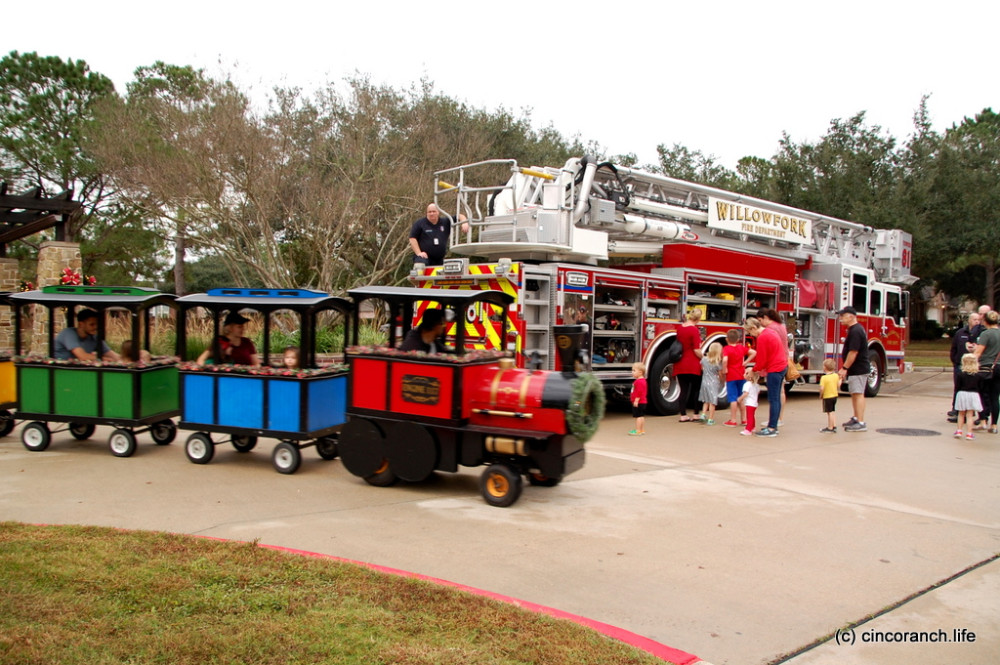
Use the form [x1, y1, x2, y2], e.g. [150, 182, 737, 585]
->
[630, 362, 647, 435]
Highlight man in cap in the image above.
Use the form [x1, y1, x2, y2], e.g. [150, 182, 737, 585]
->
[399, 308, 447, 352]
[836, 306, 870, 432]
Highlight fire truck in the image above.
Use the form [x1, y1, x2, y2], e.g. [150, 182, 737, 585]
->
[410, 156, 914, 415]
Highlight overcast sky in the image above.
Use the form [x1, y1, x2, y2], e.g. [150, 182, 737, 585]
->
[9, 0, 998, 169]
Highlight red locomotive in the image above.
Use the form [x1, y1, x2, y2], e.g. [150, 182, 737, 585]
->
[337, 286, 605, 507]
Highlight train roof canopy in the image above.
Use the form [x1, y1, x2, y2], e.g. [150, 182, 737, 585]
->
[176, 288, 351, 314]
[9, 285, 176, 310]
[347, 285, 514, 309]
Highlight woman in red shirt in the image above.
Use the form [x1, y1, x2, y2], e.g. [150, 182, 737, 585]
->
[674, 308, 704, 421]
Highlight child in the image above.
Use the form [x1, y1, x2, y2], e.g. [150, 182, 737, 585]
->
[737, 368, 760, 436]
[629, 362, 647, 436]
[698, 342, 723, 425]
[120, 340, 151, 363]
[819, 358, 839, 433]
[721, 329, 753, 427]
[954, 353, 984, 440]
[283, 346, 301, 370]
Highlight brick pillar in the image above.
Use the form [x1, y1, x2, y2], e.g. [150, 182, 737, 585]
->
[0, 258, 18, 353]
[31, 242, 82, 355]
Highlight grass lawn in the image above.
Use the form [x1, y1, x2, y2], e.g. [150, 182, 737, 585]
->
[907, 338, 952, 368]
[0, 523, 671, 665]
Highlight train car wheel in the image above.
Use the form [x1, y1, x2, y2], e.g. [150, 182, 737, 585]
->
[151, 420, 177, 445]
[480, 464, 523, 507]
[527, 472, 561, 487]
[22, 422, 51, 452]
[272, 442, 301, 475]
[0, 410, 14, 437]
[109, 429, 137, 458]
[383, 421, 437, 482]
[232, 435, 258, 453]
[339, 418, 387, 478]
[316, 437, 339, 460]
[69, 423, 96, 441]
[185, 433, 214, 465]
[365, 459, 398, 487]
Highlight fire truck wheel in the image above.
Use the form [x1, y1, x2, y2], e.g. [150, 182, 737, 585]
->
[365, 459, 398, 487]
[480, 464, 523, 507]
[865, 348, 884, 397]
[648, 351, 682, 416]
[527, 472, 561, 487]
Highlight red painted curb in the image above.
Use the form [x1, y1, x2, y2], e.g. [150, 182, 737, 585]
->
[249, 540, 702, 665]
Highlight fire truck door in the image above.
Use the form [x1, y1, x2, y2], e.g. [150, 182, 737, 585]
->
[868, 288, 886, 339]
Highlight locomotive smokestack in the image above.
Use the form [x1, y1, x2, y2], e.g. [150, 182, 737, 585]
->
[553, 324, 586, 375]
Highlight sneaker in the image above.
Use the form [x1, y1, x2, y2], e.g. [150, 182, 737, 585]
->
[844, 422, 867, 432]
[953, 430, 963, 439]
[947, 410, 958, 417]
[946, 416, 958, 423]
[756, 427, 778, 437]
[739, 429, 753, 436]
[628, 429, 644, 436]
[843, 416, 859, 428]
[705, 419, 715, 426]
[991, 426, 998, 434]
[698, 413, 707, 422]
[820, 427, 837, 433]
[967, 433, 975, 440]
[723, 420, 739, 427]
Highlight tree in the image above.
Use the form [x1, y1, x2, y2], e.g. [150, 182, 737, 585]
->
[651, 142, 738, 189]
[922, 109, 1000, 306]
[0, 51, 116, 241]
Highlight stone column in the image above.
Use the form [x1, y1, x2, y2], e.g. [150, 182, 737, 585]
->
[0, 258, 19, 353]
[31, 242, 82, 355]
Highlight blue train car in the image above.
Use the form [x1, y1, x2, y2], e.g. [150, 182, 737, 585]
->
[175, 288, 352, 473]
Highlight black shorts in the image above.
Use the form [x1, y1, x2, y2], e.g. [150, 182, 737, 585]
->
[632, 403, 647, 418]
[822, 397, 837, 413]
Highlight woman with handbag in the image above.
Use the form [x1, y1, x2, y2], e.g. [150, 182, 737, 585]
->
[674, 308, 704, 421]
[973, 310, 1000, 433]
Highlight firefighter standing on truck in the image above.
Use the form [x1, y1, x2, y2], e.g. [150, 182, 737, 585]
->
[409, 203, 468, 266]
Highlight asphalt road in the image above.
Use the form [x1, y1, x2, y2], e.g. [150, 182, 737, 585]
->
[1, 368, 997, 665]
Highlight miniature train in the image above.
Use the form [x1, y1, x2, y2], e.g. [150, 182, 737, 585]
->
[1, 284, 605, 507]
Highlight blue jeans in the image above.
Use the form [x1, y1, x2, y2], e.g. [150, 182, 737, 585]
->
[766, 369, 786, 429]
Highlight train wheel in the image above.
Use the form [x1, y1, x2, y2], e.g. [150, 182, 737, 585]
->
[480, 464, 523, 508]
[339, 418, 387, 478]
[527, 472, 561, 487]
[109, 429, 137, 458]
[151, 420, 177, 445]
[0, 410, 14, 437]
[185, 433, 214, 465]
[272, 442, 301, 475]
[648, 351, 681, 416]
[364, 459, 398, 487]
[316, 436, 339, 460]
[232, 435, 258, 453]
[69, 423, 96, 440]
[22, 422, 50, 452]
[383, 421, 437, 482]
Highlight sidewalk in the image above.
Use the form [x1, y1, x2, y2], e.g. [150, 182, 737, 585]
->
[1, 368, 997, 665]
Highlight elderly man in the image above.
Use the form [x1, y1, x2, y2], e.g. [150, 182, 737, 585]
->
[408, 203, 469, 267]
[837, 306, 870, 432]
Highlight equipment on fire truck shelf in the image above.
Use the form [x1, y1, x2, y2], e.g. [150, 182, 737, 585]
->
[419, 156, 914, 415]
[339, 286, 605, 507]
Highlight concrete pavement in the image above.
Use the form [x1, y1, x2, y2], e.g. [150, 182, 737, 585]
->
[1, 368, 998, 665]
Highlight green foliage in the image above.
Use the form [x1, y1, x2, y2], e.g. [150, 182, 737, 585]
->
[652, 142, 739, 189]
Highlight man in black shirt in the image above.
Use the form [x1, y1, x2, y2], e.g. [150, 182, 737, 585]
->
[408, 203, 468, 266]
[837, 306, 870, 432]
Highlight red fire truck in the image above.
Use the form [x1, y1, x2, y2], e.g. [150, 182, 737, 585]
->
[411, 157, 914, 415]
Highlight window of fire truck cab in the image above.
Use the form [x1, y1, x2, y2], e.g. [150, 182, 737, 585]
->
[851, 273, 868, 314]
